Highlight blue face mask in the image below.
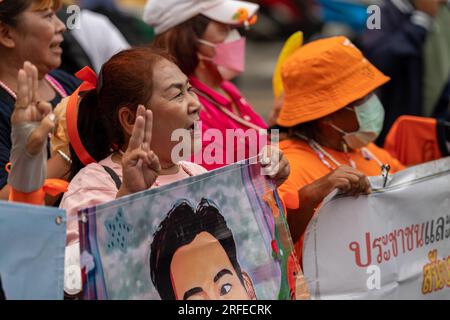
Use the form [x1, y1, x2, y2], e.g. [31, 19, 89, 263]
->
[330, 94, 385, 149]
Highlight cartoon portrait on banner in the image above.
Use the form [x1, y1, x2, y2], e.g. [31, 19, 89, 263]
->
[79, 160, 308, 300]
[150, 198, 258, 300]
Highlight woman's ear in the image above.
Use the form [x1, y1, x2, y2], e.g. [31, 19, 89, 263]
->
[0, 22, 16, 49]
[242, 272, 257, 300]
[117, 106, 136, 137]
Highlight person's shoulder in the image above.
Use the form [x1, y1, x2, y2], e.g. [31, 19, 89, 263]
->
[48, 69, 82, 93]
[222, 80, 238, 89]
[280, 138, 324, 170]
[0, 100, 13, 119]
[0, 89, 12, 148]
[366, 143, 405, 172]
[49, 68, 75, 80]
[0, 91, 13, 139]
[0, 88, 14, 118]
[366, 143, 397, 160]
[68, 161, 116, 194]
[367, 142, 387, 153]
[280, 138, 311, 154]
[221, 80, 242, 96]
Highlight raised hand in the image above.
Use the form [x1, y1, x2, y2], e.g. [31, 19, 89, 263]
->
[260, 145, 291, 187]
[8, 62, 56, 194]
[11, 61, 55, 155]
[117, 105, 161, 198]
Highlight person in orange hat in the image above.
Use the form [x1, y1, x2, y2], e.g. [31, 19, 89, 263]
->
[275, 36, 407, 263]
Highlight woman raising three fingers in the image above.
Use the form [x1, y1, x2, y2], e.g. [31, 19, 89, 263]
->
[0, 0, 81, 201]
[8, 61, 65, 204]
[61, 47, 290, 247]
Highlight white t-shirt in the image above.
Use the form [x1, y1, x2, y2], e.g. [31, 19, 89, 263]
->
[71, 10, 130, 72]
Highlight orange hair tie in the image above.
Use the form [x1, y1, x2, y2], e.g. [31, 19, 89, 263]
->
[66, 67, 98, 166]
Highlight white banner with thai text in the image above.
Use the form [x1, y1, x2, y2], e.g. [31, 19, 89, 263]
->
[303, 157, 450, 299]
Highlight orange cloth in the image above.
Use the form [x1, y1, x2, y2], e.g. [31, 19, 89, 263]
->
[9, 179, 69, 205]
[277, 138, 405, 262]
[384, 115, 442, 167]
[277, 36, 390, 127]
[9, 188, 46, 206]
[278, 139, 405, 210]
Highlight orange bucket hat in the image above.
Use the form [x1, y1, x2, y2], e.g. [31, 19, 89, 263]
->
[276, 36, 390, 127]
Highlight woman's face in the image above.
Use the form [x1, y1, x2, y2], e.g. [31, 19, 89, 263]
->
[316, 94, 372, 143]
[10, 6, 65, 76]
[148, 59, 202, 163]
[327, 94, 374, 132]
[196, 20, 233, 78]
[197, 21, 231, 59]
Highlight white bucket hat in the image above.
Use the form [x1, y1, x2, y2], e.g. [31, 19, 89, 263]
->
[143, 0, 259, 35]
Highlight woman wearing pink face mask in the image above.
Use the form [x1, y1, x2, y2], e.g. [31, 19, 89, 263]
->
[144, 0, 268, 171]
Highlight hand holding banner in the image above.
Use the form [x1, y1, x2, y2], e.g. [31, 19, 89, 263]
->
[303, 157, 450, 299]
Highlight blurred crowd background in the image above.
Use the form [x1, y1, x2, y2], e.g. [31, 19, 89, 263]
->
[59, 0, 449, 127]
[55, 0, 380, 120]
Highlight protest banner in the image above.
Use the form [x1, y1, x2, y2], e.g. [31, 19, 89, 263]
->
[0, 201, 66, 300]
[79, 160, 308, 300]
[303, 157, 450, 299]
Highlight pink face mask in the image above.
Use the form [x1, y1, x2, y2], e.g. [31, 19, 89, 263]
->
[198, 29, 246, 80]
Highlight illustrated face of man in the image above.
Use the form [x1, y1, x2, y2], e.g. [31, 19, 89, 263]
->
[170, 231, 251, 300]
